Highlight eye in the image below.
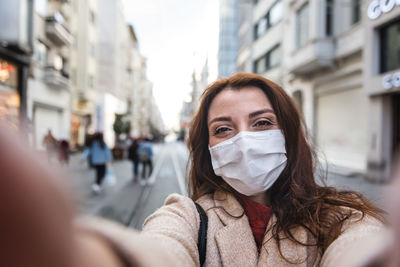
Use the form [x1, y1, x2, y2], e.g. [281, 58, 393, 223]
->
[214, 126, 231, 136]
[253, 119, 274, 128]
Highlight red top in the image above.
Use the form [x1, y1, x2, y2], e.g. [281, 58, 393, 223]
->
[238, 195, 272, 250]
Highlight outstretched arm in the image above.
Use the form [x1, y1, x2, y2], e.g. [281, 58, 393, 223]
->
[0, 126, 123, 267]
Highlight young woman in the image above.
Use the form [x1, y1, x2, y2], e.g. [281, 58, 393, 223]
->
[0, 73, 389, 267]
[82, 132, 113, 193]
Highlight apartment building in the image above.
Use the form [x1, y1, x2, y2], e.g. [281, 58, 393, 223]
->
[96, 0, 130, 146]
[69, 0, 98, 149]
[0, 0, 34, 132]
[363, 1, 400, 181]
[235, 0, 400, 181]
[219, 0, 239, 78]
[285, 0, 368, 175]
[252, 0, 284, 84]
[27, 0, 73, 149]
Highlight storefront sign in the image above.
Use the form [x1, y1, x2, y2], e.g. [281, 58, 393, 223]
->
[383, 72, 400, 89]
[368, 0, 400, 20]
[0, 59, 17, 89]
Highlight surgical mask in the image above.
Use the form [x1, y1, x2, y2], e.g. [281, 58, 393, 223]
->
[209, 129, 287, 196]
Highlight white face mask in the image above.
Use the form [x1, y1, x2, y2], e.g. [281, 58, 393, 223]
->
[209, 129, 287, 196]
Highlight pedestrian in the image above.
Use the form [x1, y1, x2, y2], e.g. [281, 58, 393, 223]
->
[0, 73, 390, 267]
[82, 132, 112, 194]
[128, 137, 140, 182]
[42, 129, 58, 162]
[58, 139, 70, 165]
[137, 136, 153, 183]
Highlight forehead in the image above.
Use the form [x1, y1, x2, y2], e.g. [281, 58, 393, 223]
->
[208, 86, 273, 120]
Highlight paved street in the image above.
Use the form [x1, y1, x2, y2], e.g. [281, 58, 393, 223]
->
[63, 141, 392, 230]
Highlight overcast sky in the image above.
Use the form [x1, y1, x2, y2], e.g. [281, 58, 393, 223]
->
[122, 0, 219, 130]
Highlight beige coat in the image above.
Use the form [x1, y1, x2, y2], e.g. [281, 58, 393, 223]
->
[78, 191, 386, 267]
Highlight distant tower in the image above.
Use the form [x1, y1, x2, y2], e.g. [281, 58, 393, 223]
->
[218, 0, 238, 78]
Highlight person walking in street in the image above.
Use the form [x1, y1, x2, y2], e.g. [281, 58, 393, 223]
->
[82, 132, 112, 194]
[58, 139, 70, 165]
[42, 129, 58, 162]
[0, 73, 391, 267]
[128, 137, 140, 183]
[137, 136, 153, 184]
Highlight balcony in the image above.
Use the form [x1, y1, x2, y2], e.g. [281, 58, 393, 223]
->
[45, 13, 73, 46]
[289, 38, 335, 75]
[43, 66, 70, 89]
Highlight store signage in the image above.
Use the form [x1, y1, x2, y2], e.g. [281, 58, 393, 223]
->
[382, 72, 400, 89]
[367, 0, 400, 20]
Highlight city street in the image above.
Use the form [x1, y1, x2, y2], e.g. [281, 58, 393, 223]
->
[65, 140, 391, 230]
[66, 141, 189, 230]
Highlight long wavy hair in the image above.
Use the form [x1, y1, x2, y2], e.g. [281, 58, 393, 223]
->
[188, 73, 384, 260]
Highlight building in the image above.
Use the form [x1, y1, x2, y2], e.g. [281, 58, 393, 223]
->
[364, 1, 400, 181]
[252, 0, 283, 84]
[0, 0, 34, 133]
[69, 0, 98, 149]
[237, 0, 253, 73]
[218, 0, 239, 78]
[96, 0, 130, 146]
[232, 0, 400, 182]
[28, 0, 73, 149]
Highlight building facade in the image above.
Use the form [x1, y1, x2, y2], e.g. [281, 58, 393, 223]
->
[218, 0, 239, 78]
[28, 0, 73, 149]
[364, 1, 400, 181]
[0, 0, 34, 133]
[232, 0, 400, 181]
[68, 0, 99, 149]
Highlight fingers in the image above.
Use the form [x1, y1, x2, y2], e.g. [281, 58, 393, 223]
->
[0, 126, 75, 267]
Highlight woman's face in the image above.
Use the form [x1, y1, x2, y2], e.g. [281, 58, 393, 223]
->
[207, 86, 280, 147]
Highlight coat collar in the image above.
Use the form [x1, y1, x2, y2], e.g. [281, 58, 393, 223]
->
[210, 191, 318, 266]
[212, 191, 259, 266]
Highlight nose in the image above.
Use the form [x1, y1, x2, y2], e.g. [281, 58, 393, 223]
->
[236, 121, 250, 133]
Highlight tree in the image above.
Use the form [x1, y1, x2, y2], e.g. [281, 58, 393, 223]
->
[113, 113, 131, 147]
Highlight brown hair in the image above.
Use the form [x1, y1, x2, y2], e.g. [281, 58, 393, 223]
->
[188, 73, 384, 260]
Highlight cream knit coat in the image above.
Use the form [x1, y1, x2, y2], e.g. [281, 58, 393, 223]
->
[79, 191, 386, 267]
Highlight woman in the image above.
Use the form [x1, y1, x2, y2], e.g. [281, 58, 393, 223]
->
[128, 138, 140, 182]
[78, 73, 386, 266]
[0, 73, 389, 267]
[82, 132, 112, 194]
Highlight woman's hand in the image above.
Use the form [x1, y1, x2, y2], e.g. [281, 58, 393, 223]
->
[0, 126, 123, 267]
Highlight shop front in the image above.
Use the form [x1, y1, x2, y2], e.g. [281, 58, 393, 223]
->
[0, 58, 21, 131]
[365, 5, 400, 182]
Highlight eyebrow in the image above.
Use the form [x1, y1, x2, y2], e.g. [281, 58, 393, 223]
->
[208, 108, 275, 126]
[248, 108, 275, 118]
[208, 116, 232, 126]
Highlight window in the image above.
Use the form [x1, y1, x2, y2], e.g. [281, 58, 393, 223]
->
[269, 0, 283, 26]
[53, 55, 63, 71]
[326, 0, 333, 36]
[296, 3, 309, 48]
[35, 0, 47, 16]
[253, 45, 281, 74]
[380, 19, 400, 73]
[352, 0, 361, 24]
[254, 57, 267, 74]
[35, 41, 48, 67]
[254, 17, 267, 39]
[254, 1, 282, 40]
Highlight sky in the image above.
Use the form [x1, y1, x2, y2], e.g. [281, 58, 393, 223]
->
[122, 0, 220, 130]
